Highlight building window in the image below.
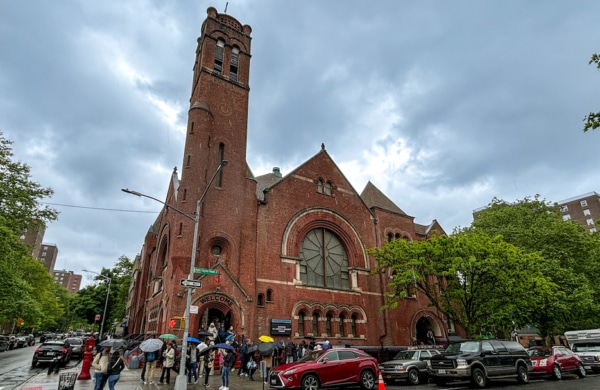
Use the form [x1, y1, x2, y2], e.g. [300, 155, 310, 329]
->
[312, 312, 319, 335]
[190, 122, 194, 134]
[560, 205, 568, 212]
[266, 289, 273, 302]
[406, 282, 416, 298]
[257, 293, 265, 306]
[214, 39, 225, 74]
[387, 232, 393, 243]
[587, 218, 595, 226]
[316, 179, 323, 193]
[178, 223, 183, 236]
[300, 228, 349, 290]
[325, 313, 332, 336]
[339, 314, 346, 337]
[324, 181, 332, 196]
[590, 227, 597, 233]
[350, 314, 358, 336]
[563, 214, 571, 221]
[584, 209, 591, 216]
[230, 46, 239, 82]
[580, 200, 588, 207]
[298, 312, 305, 336]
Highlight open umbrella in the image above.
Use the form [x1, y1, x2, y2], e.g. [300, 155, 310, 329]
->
[258, 342, 276, 356]
[198, 331, 213, 337]
[303, 335, 317, 340]
[99, 339, 127, 349]
[213, 343, 235, 350]
[139, 338, 164, 352]
[159, 334, 178, 340]
[187, 337, 200, 344]
[225, 334, 235, 341]
[259, 335, 274, 343]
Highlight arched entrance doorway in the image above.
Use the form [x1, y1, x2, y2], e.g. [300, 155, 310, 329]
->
[412, 310, 444, 346]
[194, 293, 240, 344]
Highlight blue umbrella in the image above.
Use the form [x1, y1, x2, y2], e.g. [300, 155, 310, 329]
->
[213, 343, 235, 350]
[187, 337, 200, 344]
[225, 334, 235, 341]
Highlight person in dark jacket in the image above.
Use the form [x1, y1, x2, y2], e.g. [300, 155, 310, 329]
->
[107, 350, 125, 390]
[220, 349, 236, 390]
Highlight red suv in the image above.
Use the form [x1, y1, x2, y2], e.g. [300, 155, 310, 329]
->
[527, 346, 586, 380]
[268, 348, 378, 390]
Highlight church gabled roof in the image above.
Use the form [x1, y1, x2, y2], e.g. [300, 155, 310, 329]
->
[360, 181, 407, 215]
[255, 168, 284, 201]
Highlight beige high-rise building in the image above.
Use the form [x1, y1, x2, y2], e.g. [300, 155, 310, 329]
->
[52, 270, 82, 294]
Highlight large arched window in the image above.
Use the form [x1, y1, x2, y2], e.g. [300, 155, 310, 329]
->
[300, 228, 349, 289]
[298, 312, 306, 337]
[312, 311, 319, 335]
[230, 46, 239, 82]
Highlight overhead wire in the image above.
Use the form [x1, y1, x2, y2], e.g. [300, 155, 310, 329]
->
[40, 202, 159, 214]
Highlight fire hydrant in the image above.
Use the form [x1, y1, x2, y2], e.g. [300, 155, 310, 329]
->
[77, 333, 96, 380]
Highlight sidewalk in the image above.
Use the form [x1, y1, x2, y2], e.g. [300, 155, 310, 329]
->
[17, 366, 267, 390]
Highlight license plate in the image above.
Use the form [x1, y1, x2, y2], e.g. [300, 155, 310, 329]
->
[438, 369, 446, 374]
[584, 366, 591, 370]
[46, 352, 55, 356]
[270, 379, 277, 385]
[385, 375, 392, 379]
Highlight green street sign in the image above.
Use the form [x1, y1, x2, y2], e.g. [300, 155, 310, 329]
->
[194, 267, 218, 276]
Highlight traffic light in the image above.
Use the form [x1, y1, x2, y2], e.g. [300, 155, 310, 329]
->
[169, 317, 185, 330]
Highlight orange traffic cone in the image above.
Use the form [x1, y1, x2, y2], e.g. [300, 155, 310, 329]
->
[378, 371, 386, 390]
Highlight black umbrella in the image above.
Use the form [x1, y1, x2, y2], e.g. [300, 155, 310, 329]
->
[258, 342, 276, 356]
[303, 335, 317, 340]
[198, 331, 213, 337]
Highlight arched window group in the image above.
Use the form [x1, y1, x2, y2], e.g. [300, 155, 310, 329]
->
[296, 308, 362, 338]
[316, 178, 334, 196]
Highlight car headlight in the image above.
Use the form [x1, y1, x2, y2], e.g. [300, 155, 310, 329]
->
[283, 368, 298, 376]
[456, 359, 468, 368]
[427, 360, 431, 368]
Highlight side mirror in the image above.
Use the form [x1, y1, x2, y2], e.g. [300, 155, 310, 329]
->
[320, 357, 329, 364]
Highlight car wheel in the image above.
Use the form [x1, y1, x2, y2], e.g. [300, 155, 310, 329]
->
[577, 363, 587, 378]
[301, 374, 320, 390]
[407, 368, 420, 385]
[31, 360, 37, 368]
[360, 370, 376, 390]
[471, 367, 487, 388]
[552, 364, 562, 380]
[517, 364, 529, 384]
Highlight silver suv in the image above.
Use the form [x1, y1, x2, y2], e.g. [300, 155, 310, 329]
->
[571, 340, 600, 372]
[379, 348, 440, 385]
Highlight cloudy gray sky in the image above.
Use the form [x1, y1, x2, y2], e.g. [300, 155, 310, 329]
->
[1, 1, 599, 284]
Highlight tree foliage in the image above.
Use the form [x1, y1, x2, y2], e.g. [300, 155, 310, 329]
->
[584, 53, 600, 132]
[471, 196, 600, 336]
[371, 230, 559, 338]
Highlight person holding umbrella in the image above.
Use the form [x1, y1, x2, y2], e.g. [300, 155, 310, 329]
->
[220, 345, 236, 390]
[139, 337, 164, 384]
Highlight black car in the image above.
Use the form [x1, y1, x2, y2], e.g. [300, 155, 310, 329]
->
[428, 339, 532, 388]
[0, 336, 8, 352]
[31, 340, 72, 367]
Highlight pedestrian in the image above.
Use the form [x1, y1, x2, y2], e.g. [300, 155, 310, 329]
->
[159, 343, 175, 384]
[285, 338, 295, 363]
[202, 348, 215, 387]
[187, 342, 199, 384]
[198, 339, 208, 378]
[261, 350, 273, 384]
[220, 348, 236, 390]
[247, 352, 258, 381]
[107, 350, 125, 390]
[237, 339, 249, 377]
[92, 346, 110, 390]
[208, 323, 218, 342]
[143, 348, 159, 384]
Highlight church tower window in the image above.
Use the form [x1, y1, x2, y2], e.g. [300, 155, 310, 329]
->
[214, 39, 225, 74]
[230, 46, 239, 82]
[300, 228, 349, 290]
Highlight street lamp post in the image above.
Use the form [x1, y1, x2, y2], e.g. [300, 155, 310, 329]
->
[122, 159, 227, 390]
[82, 269, 111, 341]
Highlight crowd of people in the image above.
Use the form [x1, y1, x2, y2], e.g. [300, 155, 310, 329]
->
[90, 322, 331, 389]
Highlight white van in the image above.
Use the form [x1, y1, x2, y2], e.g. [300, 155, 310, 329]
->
[564, 329, 600, 372]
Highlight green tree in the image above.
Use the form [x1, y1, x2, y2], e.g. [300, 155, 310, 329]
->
[472, 196, 600, 335]
[584, 53, 600, 132]
[0, 131, 58, 233]
[371, 230, 558, 338]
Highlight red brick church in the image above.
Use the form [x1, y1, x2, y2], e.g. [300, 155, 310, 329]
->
[125, 6, 454, 348]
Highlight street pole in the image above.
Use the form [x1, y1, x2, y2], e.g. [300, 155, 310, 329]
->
[82, 270, 112, 341]
[122, 159, 227, 390]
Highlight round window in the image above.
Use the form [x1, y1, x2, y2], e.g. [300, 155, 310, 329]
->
[211, 245, 222, 255]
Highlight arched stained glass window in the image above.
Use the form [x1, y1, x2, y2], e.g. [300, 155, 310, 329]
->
[300, 228, 349, 290]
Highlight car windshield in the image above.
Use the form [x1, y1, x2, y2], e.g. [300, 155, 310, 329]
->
[67, 338, 82, 345]
[393, 351, 419, 360]
[446, 342, 480, 353]
[572, 342, 600, 352]
[528, 349, 551, 357]
[298, 350, 326, 362]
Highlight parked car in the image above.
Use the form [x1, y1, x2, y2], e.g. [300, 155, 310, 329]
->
[428, 339, 532, 388]
[8, 336, 16, 350]
[379, 348, 440, 385]
[528, 346, 586, 380]
[268, 347, 378, 390]
[31, 340, 72, 368]
[15, 337, 27, 348]
[25, 334, 35, 346]
[0, 336, 8, 352]
[570, 340, 600, 373]
[65, 337, 84, 359]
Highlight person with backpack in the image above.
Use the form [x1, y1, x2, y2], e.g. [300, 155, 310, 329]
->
[107, 350, 125, 390]
[285, 339, 295, 363]
[143, 349, 158, 384]
[220, 348, 236, 390]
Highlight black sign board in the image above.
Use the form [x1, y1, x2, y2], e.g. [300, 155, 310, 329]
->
[270, 319, 292, 335]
